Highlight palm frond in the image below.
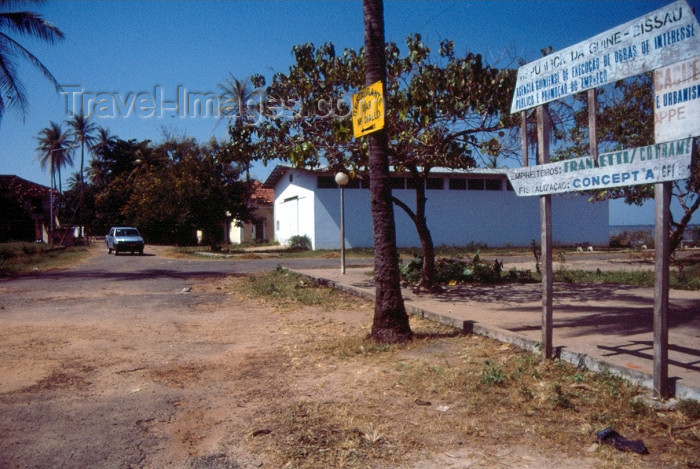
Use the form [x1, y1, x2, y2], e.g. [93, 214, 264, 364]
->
[0, 11, 64, 42]
[0, 3, 64, 122]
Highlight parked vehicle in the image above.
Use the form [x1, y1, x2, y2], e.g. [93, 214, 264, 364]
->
[106, 227, 145, 255]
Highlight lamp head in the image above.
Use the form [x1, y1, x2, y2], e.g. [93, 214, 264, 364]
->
[334, 172, 349, 186]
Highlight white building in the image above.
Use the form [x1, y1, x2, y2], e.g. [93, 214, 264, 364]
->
[263, 165, 609, 250]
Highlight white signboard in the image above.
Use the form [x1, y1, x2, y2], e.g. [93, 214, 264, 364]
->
[654, 55, 700, 142]
[511, 0, 700, 113]
[505, 138, 693, 197]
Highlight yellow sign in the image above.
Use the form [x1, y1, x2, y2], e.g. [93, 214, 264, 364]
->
[352, 81, 384, 138]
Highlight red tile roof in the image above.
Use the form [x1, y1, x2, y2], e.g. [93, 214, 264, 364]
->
[249, 180, 274, 205]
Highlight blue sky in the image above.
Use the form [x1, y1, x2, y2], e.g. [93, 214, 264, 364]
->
[0, 0, 697, 225]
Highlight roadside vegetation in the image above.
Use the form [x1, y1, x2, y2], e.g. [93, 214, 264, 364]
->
[3, 238, 697, 290]
[0, 242, 93, 277]
[174, 242, 700, 290]
[397, 247, 699, 291]
[553, 265, 700, 291]
[231, 268, 700, 468]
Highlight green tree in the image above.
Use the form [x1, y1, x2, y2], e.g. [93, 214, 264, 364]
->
[67, 113, 96, 186]
[86, 126, 116, 188]
[0, 0, 64, 124]
[385, 35, 516, 290]
[119, 137, 252, 246]
[252, 35, 516, 291]
[67, 112, 97, 231]
[218, 74, 263, 180]
[35, 121, 73, 193]
[35, 121, 73, 238]
[59, 171, 97, 235]
[218, 74, 262, 126]
[92, 138, 153, 233]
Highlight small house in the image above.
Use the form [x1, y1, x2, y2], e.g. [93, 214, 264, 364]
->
[0, 175, 58, 243]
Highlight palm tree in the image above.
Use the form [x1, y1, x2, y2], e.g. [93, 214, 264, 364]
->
[87, 126, 115, 187]
[91, 126, 115, 159]
[0, 0, 64, 124]
[35, 121, 73, 193]
[35, 121, 73, 237]
[363, 0, 411, 343]
[67, 113, 96, 185]
[217, 74, 261, 181]
[217, 74, 260, 127]
[67, 113, 96, 229]
[66, 171, 81, 191]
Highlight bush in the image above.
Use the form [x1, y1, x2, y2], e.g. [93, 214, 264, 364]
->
[434, 257, 471, 284]
[480, 359, 507, 386]
[399, 253, 423, 283]
[288, 235, 312, 251]
[399, 252, 534, 285]
[674, 261, 700, 290]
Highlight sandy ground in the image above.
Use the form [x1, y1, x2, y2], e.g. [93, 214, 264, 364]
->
[0, 246, 684, 468]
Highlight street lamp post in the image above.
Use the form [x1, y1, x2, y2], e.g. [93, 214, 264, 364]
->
[48, 148, 61, 242]
[335, 172, 349, 274]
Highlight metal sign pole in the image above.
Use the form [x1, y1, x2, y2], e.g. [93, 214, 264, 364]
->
[340, 185, 346, 275]
[653, 181, 671, 398]
[537, 105, 553, 360]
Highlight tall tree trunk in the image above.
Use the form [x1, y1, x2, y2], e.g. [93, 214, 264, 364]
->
[363, 0, 411, 343]
[391, 174, 441, 293]
[413, 173, 440, 292]
[79, 142, 85, 233]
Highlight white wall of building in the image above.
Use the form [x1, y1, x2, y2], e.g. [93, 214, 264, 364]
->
[229, 224, 244, 244]
[271, 168, 609, 250]
[229, 206, 273, 244]
[273, 170, 318, 247]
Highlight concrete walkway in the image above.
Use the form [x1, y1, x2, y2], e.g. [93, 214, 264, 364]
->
[292, 266, 700, 401]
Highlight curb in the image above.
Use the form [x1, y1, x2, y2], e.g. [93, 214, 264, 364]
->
[296, 270, 699, 402]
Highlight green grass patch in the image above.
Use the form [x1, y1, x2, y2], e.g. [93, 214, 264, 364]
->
[552, 269, 655, 287]
[675, 259, 700, 290]
[551, 267, 700, 290]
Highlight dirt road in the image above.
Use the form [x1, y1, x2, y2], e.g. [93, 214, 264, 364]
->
[0, 246, 362, 467]
[0, 246, 688, 468]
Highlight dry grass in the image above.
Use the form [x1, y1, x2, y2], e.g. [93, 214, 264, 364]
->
[229, 269, 700, 469]
[0, 242, 95, 277]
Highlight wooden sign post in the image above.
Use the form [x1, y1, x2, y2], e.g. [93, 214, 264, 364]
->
[537, 105, 554, 360]
[654, 181, 671, 398]
[652, 56, 700, 398]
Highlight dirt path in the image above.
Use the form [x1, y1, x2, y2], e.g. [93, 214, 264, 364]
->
[0, 246, 369, 467]
[0, 246, 680, 468]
